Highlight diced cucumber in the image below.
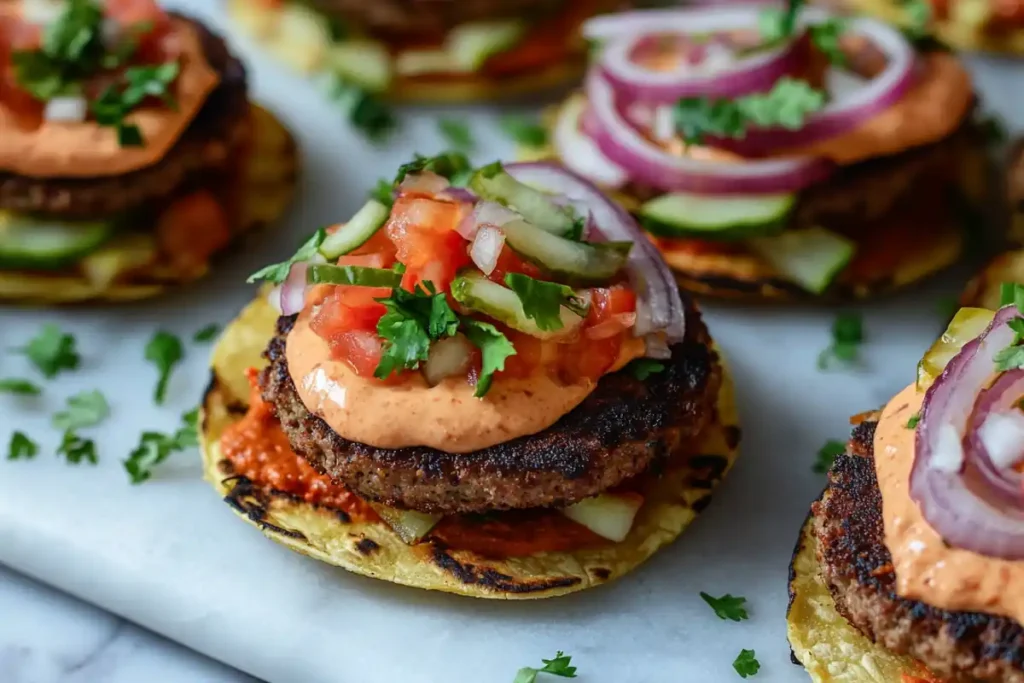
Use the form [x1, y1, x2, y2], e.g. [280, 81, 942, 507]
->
[469, 164, 577, 236]
[917, 307, 994, 391]
[447, 20, 525, 71]
[0, 212, 115, 270]
[748, 227, 856, 294]
[502, 220, 631, 284]
[561, 492, 644, 542]
[638, 191, 794, 240]
[306, 264, 401, 288]
[394, 49, 461, 76]
[327, 41, 393, 92]
[319, 200, 390, 260]
[451, 272, 583, 339]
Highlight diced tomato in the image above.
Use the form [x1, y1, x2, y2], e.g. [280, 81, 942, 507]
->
[487, 246, 544, 284]
[155, 191, 231, 270]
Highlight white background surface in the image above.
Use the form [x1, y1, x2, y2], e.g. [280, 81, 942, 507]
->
[2, 1, 1024, 681]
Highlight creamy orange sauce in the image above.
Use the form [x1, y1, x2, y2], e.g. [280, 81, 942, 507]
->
[0, 15, 220, 178]
[286, 312, 646, 453]
[875, 385, 1024, 623]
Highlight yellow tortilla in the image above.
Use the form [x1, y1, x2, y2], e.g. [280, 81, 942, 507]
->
[788, 518, 924, 683]
[199, 295, 740, 599]
[0, 105, 298, 304]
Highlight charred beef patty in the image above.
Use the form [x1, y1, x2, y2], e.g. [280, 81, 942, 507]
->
[261, 298, 721, 515]
[306, 0, 567, 36]
[0, 14, 250, 220]
[813, 418, 1024, 683]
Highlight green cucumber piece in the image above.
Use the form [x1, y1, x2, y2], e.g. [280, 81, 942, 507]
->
[469, 163, 577, 236]
[327, 41, 393, 92]
[451, 272, 582, 339]
[306, 264, 401, 288]
[638, 191, 795, 240]
[447, 20, 525, 70]
[0, 213, 115, 270]
[502, 219, 631, 284]
[319, 200, 390, 260]
[748, 227, 856, 294]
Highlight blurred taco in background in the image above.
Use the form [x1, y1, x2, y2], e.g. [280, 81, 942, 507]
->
[0, 0, 297, 304]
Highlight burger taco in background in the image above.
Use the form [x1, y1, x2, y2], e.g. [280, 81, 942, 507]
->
[535, 3, 996, 301]
[200, 155, 740, 598]
[0, 0, 298, 304]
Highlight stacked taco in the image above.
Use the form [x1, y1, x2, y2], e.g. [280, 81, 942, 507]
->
[537, 4, 992, 300]
[789, 297, 1024, 682]
[0, 0, 297, 303]
[200, 156, 739, 598]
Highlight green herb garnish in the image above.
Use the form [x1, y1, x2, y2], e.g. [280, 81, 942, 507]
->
[193, 325, 220, 343]
[0, 378, 42, 396]
[513, 651, 578, 683]
[817, 312, 863, 370]
[247, 228, 327, 284]
[16, 324, 80, 378]
[438, 118, 475, 151]
[700, 592, 749, 621]
[505, 274, 588, 332]
[123, 408, 200, 484]
[462, 319, 517, 399]
[52, 390, 109, 431]
[733, 650, 761, 678]
[7, 432, 39, 461]
[145, 331, 184, 405]
[627, 358, 666, 380]
[499, 114, 548, 148]
[814, 439, 846, 473]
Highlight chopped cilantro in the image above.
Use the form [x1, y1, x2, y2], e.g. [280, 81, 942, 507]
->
[814, 439, 846, 473]
[817, 312, 863, 370]
[462, 319, 517, 398]
[700, 592, 749, 621]
[627, 359, 665, 380]
[438, 118, 475, 151]
[52, 390, 109, 432]
[393, 152, 472, 187]
[513, 651, 578, 683]
[124, 409, 199, 484]
[247, 228, 327, 284]
[499, 114, 548, 148]
[193, 325, 220, 343]
[327, 75, 397, 143]
[0, 378, 42, 396]
[56, 430, 97, 465]
[7, 432, 38, 461]
[374, 284, 459, 380]
[733, 650, 761, 678]
[16, 324, 80, 378]
[145, 331, 184, 405]
[505, 274, 588, 332]
[907, 413, 920, 429]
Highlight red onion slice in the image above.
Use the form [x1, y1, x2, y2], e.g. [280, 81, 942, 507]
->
[470, 225, 506, 276]
[505, 162, 686, 343]
[913, 305, 1024, 559]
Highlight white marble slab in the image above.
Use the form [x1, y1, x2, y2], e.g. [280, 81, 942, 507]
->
[1, 1, 1023, 681]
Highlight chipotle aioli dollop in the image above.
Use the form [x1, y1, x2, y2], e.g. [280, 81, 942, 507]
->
[286, 313, 647, 453]
[875, 385, 1024, 623]
[0, 14, 220, 179]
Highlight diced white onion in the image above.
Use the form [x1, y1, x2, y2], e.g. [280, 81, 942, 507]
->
[44, 96, 87, 123]
[979, 411, 1024, 470]
[931, 423, 966, 473]
[423, 334, 473, 387]
[470, 225, 505, 276]
[561, 492, 644, 542]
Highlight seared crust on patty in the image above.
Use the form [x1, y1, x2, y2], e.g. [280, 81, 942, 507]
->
[813, 419, 1024, 683]
[306, 0, 567, 35]
[0, 14, 250, 220]
[261, 298, 721, 515]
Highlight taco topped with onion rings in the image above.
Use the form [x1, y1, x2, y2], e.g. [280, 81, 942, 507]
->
[538, 3, 993, 301]
[200, 155, 739, 599]
[0, 0, 296, 304]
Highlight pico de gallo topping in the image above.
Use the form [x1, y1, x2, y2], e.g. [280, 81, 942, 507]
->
[2, 0, 182, 146]
[248, 154, 687, 397]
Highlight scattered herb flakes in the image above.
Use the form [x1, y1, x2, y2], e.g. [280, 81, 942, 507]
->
[145, 331, 184, 405]
[193, 324, 220, 343]
[513, 652, 578, 683]
[0, 378, 42, 396]
[499, 114, 548, 148]
[56, 430, 98, 465]
[7, 432, 38, 461]
[733, 649, 761, 678]
[437, 118, 475, 151]
[52, 390, 109, 432]
[814, 439, 846, 474]
[699, 592, 749, 622]
[628, 359, 666, 381]
[17, 324, 80, 378]
[817, 312, 864, 370]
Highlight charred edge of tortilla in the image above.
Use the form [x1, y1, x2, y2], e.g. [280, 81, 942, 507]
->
[426, 541, 583, 593]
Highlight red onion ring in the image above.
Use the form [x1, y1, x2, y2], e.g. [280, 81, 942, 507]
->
[505, 162, 686, 343]
[913, 305, 1024, 559]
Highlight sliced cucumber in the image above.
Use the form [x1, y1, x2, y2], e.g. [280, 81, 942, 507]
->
[447, 20, 525, 71]
[451, 272, 583, 339]
[327, 40, 392, 92]
[638, 191, 794, 240]
[468, 164, 577, 236]
[748, 227, 855, 294]
[917, 307, 994, 391]
[502, 220, 631, 284]
[319, 200, 389, 260]
[0, 212, 115, 270]
[306, 264, 401, 288]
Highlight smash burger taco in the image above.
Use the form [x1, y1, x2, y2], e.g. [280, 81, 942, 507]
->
[538, 4, 990, 300]
[227, 0, 621, 103]
[0, 0, 297, 304]
[788, 295, 1024, 682]
[200, 156, 740, 598]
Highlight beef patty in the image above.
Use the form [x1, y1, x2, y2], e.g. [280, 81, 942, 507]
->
[813, 418, 1024, 683]
[306, 0, 568, 36]
[0, 14, 251, 220]
[261, 297, 722, 515]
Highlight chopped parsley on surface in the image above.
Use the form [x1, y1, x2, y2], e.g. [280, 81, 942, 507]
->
[700, 592, 749, 621]
[0, 378, 42, 396]
[124, 408, 199, 484]
[628, 358, 666, 380]
[499, 114, 549, 148]
[814, 439, 846, 473]
[733, 649, 761, 678]
[437, 118, 475, 151]
[56, 430, 98, 465]
[52, 390, 109, 431]
[16, 324, 81, 378]
[193, 324, 220, 343]
[7, 432, 39, 461]
[505, 273, 588, 332]
[513, 652, 578, 683]
[145, 331, 184, 405]
[817, 312, 863, 370]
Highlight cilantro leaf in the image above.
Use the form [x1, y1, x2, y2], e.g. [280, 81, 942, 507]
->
[733, 649, 761, 678]
[7, 432, 38, 461]
[193, 324, 220, 343]
[393, 152, 472, 187]
[700, 592, 749, 621]
[462, 319, 517, 398]
[513, 651, 578, 683]
[505, 273, 587, 332]
[814, 439, 846, 473]
[56, 430, 97, 465]
[0, 378, 42, 396]
[627, 359, 666, 381]
[145, 331, 184, 405]
[17, 324, 80, 378]
[907, 413, 921, 429]
[327, 75, 397, 143]
[499, 114, 548, 148]
[374, 284, 459, 379]
[817, 312, 863, 370]
[52, 390, 109, 431]
[247, 228, 327, 284]
[438, 118, 475, 151]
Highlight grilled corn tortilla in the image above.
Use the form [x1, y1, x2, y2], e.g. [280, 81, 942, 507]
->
[200, 295, 740, 599]
[788, 518, 924, 683]
[0, 105, 298, 305]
